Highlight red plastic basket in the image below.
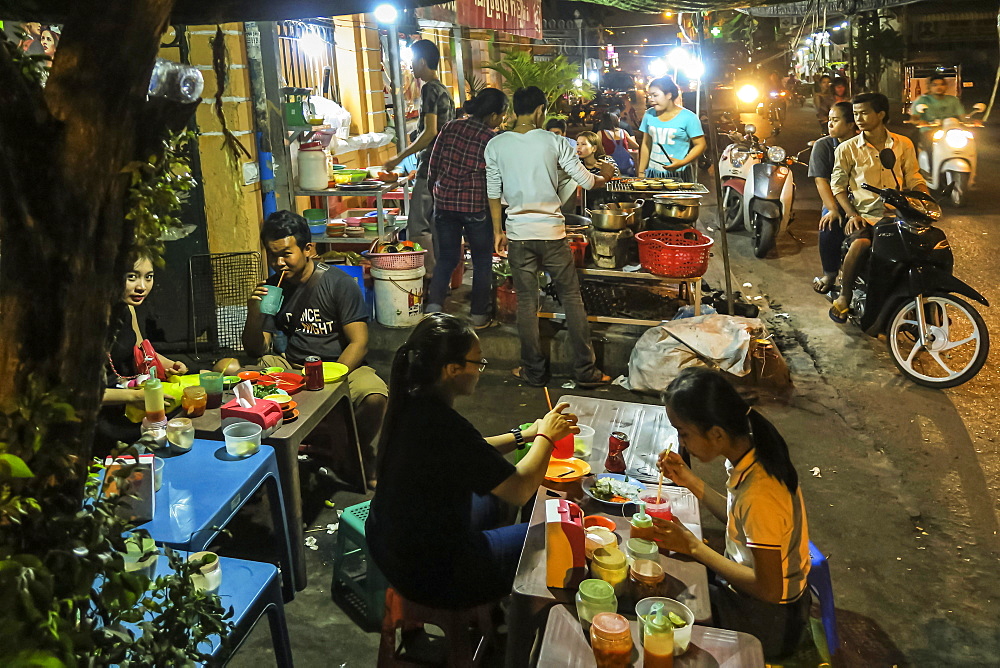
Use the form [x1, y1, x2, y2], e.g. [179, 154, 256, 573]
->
[634, 229, 713, 278]
[362, 250, 426, 270]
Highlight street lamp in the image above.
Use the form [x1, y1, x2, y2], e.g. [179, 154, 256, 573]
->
[667, 47, 690, 70]
[374, 4, 398, 23]
[649, 58, 668, 78]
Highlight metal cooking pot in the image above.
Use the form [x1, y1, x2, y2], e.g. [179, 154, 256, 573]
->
[652, 194, 701, 222]
[587, 207, 632, 231]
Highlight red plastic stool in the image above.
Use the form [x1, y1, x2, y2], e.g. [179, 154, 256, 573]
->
[377, 587, 495, 667]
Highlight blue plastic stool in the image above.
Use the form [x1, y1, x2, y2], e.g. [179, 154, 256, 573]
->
[331, 264, 374, 321]
[332, 500, 388, 628]
[808, 541, 839, 659]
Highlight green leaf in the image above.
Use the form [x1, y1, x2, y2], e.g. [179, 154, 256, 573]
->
[0, 454, 34, 478]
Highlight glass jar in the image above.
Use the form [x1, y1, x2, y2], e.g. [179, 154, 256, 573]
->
[182, 386, 207, 418]
[575, 579, 617, 633]
[590, 612, 633, 668]
[590, 546, 628, 595]
[585, 526, 618, 559]
[629, 558, 665, 605]
[624, 537, 659, 566]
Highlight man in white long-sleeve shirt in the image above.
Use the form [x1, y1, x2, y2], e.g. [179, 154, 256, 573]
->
[486, 86, 614, 388]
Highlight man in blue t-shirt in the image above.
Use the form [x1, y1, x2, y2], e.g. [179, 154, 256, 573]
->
[243, 211, 387, 489]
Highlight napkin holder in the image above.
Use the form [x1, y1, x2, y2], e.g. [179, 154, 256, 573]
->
[544, 498, 586, 589]
[102, 454, 155, 524]
[220, 398, 283, 433]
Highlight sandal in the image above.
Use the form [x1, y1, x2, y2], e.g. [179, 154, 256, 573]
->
[473, 318, 500, 330]
[828, 302, 850, 323]
[512, 367, 547, 387]
[812, 276, 835, 294]
[576, 373, 612, 389]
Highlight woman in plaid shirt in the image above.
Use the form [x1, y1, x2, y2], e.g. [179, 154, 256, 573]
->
[426, 88, 509, 328]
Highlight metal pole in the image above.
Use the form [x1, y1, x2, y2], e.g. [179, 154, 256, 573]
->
[384, 25, 407, 152]
[255, 21, 293, 212]
[697, 13, 734, 315]
[244, 21, 277, 218]
[452, 26, 467, 101]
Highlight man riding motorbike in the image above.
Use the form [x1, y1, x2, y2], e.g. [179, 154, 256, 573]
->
[909, 74, 965, 149]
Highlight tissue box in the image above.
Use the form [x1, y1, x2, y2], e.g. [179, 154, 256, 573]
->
[220, 398, 283, 432]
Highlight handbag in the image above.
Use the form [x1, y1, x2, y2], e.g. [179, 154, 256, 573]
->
[133, 338, 167, 380]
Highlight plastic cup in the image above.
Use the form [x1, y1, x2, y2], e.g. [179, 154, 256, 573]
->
[552, 433, 575, 459]
[166, 417, 194, 451]
[199, 371, 223, 409]
[152, 457, 164, 492]
[574, 424, 596, 458]
[513, 422, 535, 464]
[223, 422, 261, 457]
[639, 492, 673, 522]
[259, 285, 284, 316]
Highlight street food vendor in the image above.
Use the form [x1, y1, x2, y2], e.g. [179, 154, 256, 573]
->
[367, 313, 578, 608]
[654, 367, 811, 660]
[637, 75, 706, 182]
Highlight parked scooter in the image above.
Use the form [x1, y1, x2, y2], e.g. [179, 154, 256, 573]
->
[743, 142, 811, 258]
[910, 102, 985, 207]
[718, 123, 763, 232]
[830, 149, 990, 388]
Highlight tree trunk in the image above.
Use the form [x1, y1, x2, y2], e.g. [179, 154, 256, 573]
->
[0, 0, 186, 518]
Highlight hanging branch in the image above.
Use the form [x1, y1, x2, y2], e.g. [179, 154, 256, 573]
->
[210, 25, 252, 163]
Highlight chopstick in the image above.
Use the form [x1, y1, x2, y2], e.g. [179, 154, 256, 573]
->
[657, 472, 664, 504]
[544, 387, 553, 411]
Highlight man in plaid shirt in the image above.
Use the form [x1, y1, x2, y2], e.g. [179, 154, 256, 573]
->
[424, 89, 509, 328]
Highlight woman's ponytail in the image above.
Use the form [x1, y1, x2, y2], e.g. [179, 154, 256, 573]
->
[462, 87, 508, 120]
[747, 408, 798, 494]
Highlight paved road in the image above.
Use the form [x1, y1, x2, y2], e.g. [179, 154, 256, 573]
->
[695, 101, 1000, 665]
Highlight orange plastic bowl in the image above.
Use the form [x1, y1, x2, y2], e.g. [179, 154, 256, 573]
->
[583, 515, 617, 531]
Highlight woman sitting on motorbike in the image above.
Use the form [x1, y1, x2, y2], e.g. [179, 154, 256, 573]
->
[810, 101, 859, 294]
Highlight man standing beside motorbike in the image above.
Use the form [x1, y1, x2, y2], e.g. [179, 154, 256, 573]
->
[828, 93, 928, 323]
[809, 101, 859, 295]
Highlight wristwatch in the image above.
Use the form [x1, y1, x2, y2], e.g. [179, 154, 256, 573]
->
[510, 427, 525, 448]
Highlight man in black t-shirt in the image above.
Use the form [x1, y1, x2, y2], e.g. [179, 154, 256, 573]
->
[243, 211, 387, 488]
[383, 39, 455, 279]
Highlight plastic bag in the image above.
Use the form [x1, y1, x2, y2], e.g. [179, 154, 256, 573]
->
[616, 315, 767, 395]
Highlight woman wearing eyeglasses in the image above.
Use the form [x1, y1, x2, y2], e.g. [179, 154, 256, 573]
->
[367, 313, 578, 608]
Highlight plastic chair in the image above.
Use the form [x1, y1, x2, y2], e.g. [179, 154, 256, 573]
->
[332, 500, 388, 628]
[143, 441, 296, 599]
[377, 587, 495, 667]
[330, 265, 373, 320]
[808, 541, 839, 660]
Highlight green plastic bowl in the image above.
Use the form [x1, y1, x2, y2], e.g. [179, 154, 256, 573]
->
[343, 169, 369, 183]
[303, 208, 326, 222]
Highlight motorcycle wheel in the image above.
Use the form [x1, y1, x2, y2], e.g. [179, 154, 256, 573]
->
[948, 171, 969, 207]
[751, 213, 777, 258]
[723, 188, 745, 231]
[886, 293, 990, 388]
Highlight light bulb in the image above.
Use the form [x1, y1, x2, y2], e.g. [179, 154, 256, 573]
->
[374, 4, 398, 23]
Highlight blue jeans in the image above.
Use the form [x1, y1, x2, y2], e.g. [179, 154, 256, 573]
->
[508, 238, 599, 384]
[818, 207, 846, 276]
[471, 493, 529, 596]
[427, 209, 494, 317]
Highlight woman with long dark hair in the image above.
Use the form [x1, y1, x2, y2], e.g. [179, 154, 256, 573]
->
[654, 367, 811, 660]
[367, 313, 578, 608]
[425, 88, 509, 328]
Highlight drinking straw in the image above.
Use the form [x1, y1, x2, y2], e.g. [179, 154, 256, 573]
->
[656, 472, 664, 504]
[543, 387, 553, 411]
[276, 270, 286, 288]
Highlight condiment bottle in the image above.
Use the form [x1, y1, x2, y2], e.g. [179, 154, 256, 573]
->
[628, 558, 665, 606]
[604, 431, 629, 473]
[624, 537, 659, 566]
[304, 356, 324, 391]
[642, 602, 675, 667]
[590, 546, 628, 595]
[590, 612, 633, 668]
[585, 527, 618, 559]
[143, 378, 166, 424]
[574, 579, 618, 633]
[630, 502, 655, 541]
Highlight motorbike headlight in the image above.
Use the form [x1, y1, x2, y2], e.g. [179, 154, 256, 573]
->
[906, 196, 942, 221]
[766, 146, 787, 163]
[932, 130, 945, 140]
[737, 85, 759, 104]
[731, 149, 748, 168]
[769, 90, 779, 98]
[945, 129, 969, 149]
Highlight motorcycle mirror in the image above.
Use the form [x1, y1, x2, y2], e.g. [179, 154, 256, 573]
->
[745, 123, 757, 135]
[915, 103, 928, 114]
[972, 103, 987, 114]
[808, 140, 816, 147]
[879, 148, 897, 171]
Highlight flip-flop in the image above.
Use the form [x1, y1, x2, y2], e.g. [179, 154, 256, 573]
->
[473, 319, 500, 330]
[812, 276, 835, 294]
[512, 367, 547, 387]
[576, 374, 612, 389]
[828, 303, 849, 323]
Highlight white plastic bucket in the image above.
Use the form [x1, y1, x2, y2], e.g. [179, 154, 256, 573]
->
[371, 266, 426, 328]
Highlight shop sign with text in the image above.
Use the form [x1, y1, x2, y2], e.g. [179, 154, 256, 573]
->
[458, 0, 541, 40]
